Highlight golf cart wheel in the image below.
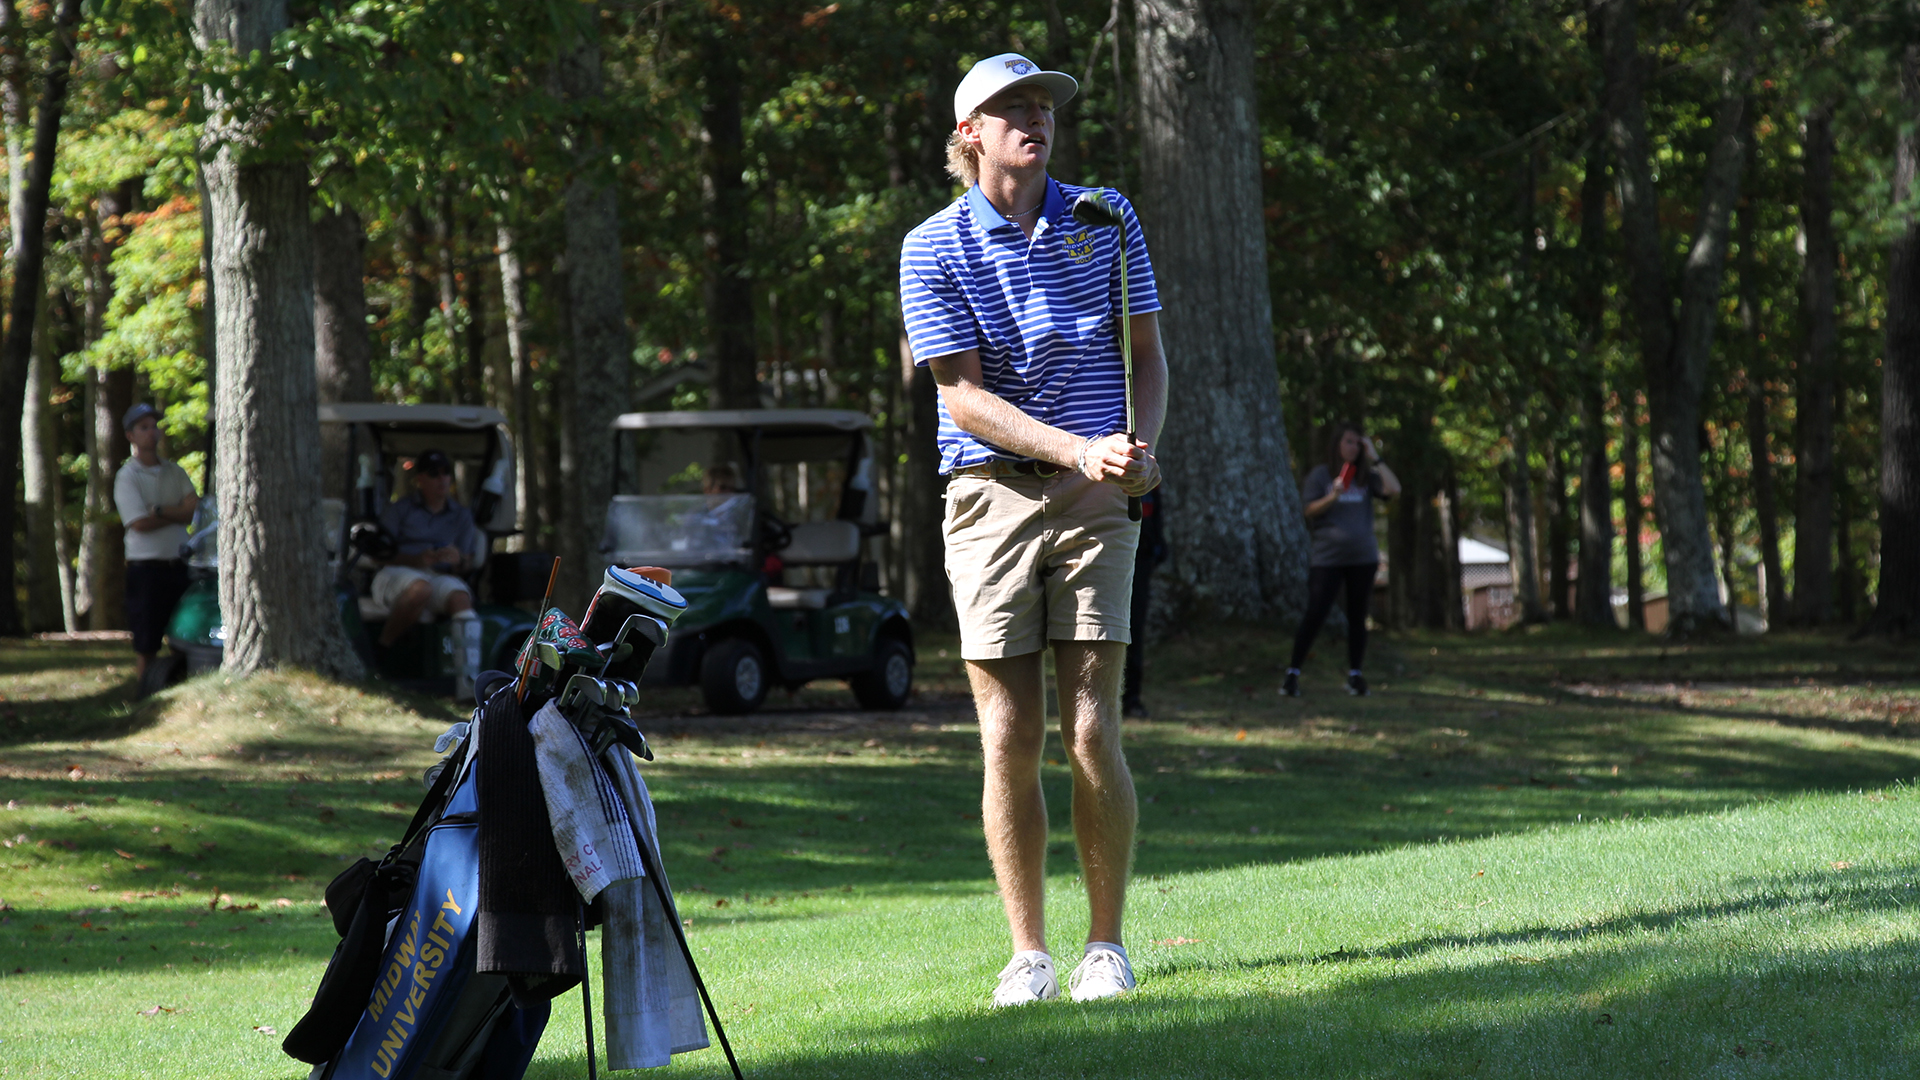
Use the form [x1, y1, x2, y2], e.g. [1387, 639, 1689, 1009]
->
[138, 651, 187, 699]
[700, 637, 769, 715]
[851, 638, 913, 710]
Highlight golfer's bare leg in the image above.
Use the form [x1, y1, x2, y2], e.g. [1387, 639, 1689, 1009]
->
[970, 653, 1050, 955]
[379, 580, 433, 646]
[1054, 640, 1135, 947]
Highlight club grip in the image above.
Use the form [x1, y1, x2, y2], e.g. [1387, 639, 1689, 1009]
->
[1127, 495, 1141, 522]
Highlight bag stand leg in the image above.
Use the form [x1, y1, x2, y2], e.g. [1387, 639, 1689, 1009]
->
[577, 903, 597, 1080]
[633, 836, 745, 1080]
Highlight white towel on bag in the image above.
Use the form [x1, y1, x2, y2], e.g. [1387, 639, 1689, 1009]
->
[599, 747, 709, 1068]
[527, 700, 644, 902]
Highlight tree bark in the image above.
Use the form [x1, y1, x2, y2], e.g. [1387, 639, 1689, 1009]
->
[0, 0, 81, 635]
[1039, 0, 1081, 183]
[1546, 442, 1571, 620]
[198, 0, 361, 677]
[312, 202, 371, 404]
[1504, 420, 1546, 623]
[555, 26, 631, 610]
[1602, 0, 1753, 633]
[1736, 203, 1786, 624]
[702, 25, 757, 410]
[1621, 393, 1646, 629]
[87, 363, 132, 631]
[21, 344, 61, 631]
[1135, 0, 1310, 624]
[1870, 43, 1920, 635]
[1575, 89, 1616, 627]
[313, 201, 371, 499]
[497, 223, 539, 551]
[1792, 101, 1837, 624]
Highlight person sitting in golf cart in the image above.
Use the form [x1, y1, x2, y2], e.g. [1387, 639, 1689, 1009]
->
[371, 449, 481, 648]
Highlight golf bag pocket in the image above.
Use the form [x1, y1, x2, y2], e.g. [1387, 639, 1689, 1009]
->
[284, 858, 419, 1065]
[326, 817, 490, 1080]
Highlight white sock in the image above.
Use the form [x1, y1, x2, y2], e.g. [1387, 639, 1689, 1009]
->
[1349, 669, 1362, 677]
[1013, 948, 1051, 963]
[1286, 668, 1301, 675]
[1084, 941, 1128, 961]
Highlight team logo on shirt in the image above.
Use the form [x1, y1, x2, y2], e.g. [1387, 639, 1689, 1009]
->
[1006, 60, 1034, 75]
[1062, 228, 1096, 264]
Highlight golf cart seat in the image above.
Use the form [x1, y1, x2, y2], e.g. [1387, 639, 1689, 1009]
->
[780, 520, 861, 563]
[764, 521, 860, 609]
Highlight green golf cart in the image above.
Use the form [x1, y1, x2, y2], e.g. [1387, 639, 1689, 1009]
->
[605, 408, 914, 715]
[144, 403, 544, 697]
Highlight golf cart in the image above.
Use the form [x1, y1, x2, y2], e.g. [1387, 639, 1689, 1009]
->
[147, 404, 544, 697]
[604, 408, 913, 715]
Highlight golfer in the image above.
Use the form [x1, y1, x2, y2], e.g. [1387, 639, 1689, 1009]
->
[114, 403, 197, 683]
[900, 52, 1165, 1006]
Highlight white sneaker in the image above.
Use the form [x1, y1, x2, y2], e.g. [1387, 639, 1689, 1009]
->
[992, 951, 1059, 1007]
[1068, 945, 1135, 1002]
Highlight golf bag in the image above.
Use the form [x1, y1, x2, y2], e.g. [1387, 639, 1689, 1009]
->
[284, 695, 550, 1080]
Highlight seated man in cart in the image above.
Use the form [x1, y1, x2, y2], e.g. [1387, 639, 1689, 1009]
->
[371, 449, 481, 648]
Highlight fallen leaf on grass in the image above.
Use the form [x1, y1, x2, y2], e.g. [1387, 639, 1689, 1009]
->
[138, 1005, 176, 1018]
[1153, 937, 1203, 946]
[114, 849, 134, 860]
[253, 1024, 277, 1036]
[1831, 860, 1855, 870]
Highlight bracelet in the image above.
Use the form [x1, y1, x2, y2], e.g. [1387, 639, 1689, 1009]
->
[1075, 437, 1090, 475]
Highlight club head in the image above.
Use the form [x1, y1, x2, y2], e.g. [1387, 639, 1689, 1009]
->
[1071, 190, 1123, 230]
[560, 673, 605, 711]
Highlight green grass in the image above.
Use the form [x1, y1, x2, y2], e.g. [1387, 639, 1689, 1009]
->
[2, 625, 1918, 1077]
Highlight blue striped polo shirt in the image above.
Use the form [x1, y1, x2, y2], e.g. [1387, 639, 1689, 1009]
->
[900, 178, 1161, 474]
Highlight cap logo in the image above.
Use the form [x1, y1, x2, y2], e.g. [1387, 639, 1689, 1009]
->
[1005, 60, 1033, 75]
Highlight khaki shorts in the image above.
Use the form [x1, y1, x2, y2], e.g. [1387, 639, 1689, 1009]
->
[372, 565, 471, 614]
[943, 472, 1141, 660]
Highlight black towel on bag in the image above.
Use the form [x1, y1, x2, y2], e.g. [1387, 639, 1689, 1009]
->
[474, 686, 583, 1000]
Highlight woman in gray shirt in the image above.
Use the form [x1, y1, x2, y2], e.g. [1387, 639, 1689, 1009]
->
[1283, 423, 1399, 697]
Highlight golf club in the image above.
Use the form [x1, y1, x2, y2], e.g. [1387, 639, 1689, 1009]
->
[1069, 190, 1141, 523]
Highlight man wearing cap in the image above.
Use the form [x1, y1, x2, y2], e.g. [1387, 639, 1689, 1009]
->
[900, 52, 1166, 1006]
[115, 403, 199, 682]
[370, 449, 479, 649]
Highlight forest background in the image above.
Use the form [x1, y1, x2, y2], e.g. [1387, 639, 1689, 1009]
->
[0, 0, 1914, 658]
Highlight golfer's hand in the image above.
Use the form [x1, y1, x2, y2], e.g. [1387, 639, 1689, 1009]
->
[1080, 433, 1137, 483]
[1117, 440, 1160, 498]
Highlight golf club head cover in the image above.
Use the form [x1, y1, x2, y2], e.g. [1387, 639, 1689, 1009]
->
[582, 566, 688, 646]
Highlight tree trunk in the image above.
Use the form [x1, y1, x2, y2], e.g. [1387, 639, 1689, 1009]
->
[21, 345, 61, 631]
[313, 201, 371, 499]
[1622, 393, 1646, 629]
[0, 0, 82, 635]
[901, 334, 951, 627]
[87, 364, 132, 631]
[1602, 0, 1752, 633]
[1504, 420, 1545, 623]
[497, 224, 539, 552]
[1737, 207, 1786, 625]
[198, 0, 361, 677]
[702, 26, 757, 410]
[1039, 0, 1081, 183]
[555, 27, 631, 610]
[1546, 442, 1571, 620]
[1135, 0, 1310, 624]
[313, 202, 371, 404]
[1870, 43, 1920, 635]
[1575, 89, 1616, 627]
[1793, 101, 1838, 624]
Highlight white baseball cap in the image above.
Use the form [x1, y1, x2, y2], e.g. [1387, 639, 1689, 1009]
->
[953, 53, 1077, 120]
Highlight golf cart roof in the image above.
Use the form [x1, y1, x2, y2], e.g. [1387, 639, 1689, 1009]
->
[319, 403, 508, 429]
[611, 409, 873, 433]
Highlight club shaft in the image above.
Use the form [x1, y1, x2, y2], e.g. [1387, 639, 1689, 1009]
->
[1119, 218, 1141, 523]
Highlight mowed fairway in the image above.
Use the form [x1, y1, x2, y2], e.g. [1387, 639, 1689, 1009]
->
[3, 626, 1918, 1078]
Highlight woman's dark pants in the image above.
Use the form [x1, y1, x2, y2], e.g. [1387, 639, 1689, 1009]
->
[1287, 563, 1376, 671]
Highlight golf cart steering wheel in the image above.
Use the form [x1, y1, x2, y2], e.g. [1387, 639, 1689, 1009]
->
[757, 512, 793, 553]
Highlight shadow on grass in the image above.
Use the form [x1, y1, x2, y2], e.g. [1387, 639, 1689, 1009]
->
[524, 921, 1920, 1079]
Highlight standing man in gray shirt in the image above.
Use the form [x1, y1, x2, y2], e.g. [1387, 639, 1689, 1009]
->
[113, 403, 198, 682]
[1283, 423, 1399, 697]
